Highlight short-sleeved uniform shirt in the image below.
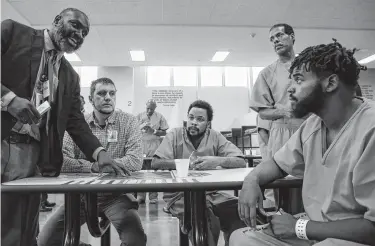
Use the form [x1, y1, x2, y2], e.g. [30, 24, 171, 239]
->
[250, 60, 307, 159]
[274, 98, 375, 222]
[136, 111, 169, 156]
[155, 127, 244, 204]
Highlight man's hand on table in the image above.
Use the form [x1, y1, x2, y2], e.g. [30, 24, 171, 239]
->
[238, 176, 264, 228]
[96, 151, 131, 176]
[191, 156, 221, 170]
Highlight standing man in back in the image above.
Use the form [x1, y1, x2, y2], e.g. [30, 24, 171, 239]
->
[250, 23, 308, 159]
[136, 99, 169, 204]
[249, 23, 308, 206]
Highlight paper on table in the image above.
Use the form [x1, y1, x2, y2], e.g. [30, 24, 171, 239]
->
[2, 173, 102, 186]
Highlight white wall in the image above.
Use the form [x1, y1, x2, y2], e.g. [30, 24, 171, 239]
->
[132, 67, 198, 126]
[198, 87, 250, 131]
[132, 67, 252, 131]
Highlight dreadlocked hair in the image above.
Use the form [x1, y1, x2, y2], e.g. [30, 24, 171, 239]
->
[290, 39, 367, 87]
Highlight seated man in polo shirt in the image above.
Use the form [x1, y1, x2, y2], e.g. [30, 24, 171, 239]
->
[152, 99, 247, 246]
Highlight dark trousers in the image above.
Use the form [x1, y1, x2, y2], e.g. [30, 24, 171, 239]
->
[38, 194, 147, 246]
[1, 139, 41, 246]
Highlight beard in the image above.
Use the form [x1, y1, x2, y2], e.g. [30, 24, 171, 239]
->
[187, 126, 205, 138]
[291, 84, 325, 118]
[53, 23, 82, 53]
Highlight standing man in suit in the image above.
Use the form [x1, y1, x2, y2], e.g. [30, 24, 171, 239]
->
[1, 8, 125, 246]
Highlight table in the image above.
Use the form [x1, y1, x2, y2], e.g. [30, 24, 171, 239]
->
[1, 168, 302, 246]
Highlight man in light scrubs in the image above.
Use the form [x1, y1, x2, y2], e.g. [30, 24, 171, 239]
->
[250, 23, 308, 206]
[256, 115, 271, 160]
[153, 100, 247, 246]
[136, 99, 169, 204]
[231, 40, 375, 246]
[250, 23, 308, 159]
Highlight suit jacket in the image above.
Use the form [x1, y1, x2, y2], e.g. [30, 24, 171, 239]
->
[1, 19, 102, 176]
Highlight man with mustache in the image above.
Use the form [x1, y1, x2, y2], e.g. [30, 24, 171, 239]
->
[250, 23, 307, 160]
[1, 8, 124, 246]
[136, 99, 169, 204]
[249, 23, 308, 207]
[231, 41, 375, 246]
[38, 77, 147, 246]
[152, 100, 247, 246]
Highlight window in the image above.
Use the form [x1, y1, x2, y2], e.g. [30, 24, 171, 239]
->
[224, 67, 248, 87]
[173, 67, 197, 86]
[147, 66, 171, 86]
[252, 67, 265, 83]
[200, 67, 223, 87]
[73, 66, 98, 87]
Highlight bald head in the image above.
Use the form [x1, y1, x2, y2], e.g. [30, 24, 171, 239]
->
[146, 99, 157, 106]
[146, 99, 157, 116]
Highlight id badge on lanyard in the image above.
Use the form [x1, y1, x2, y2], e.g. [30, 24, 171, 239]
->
[107, 129, 118, 143]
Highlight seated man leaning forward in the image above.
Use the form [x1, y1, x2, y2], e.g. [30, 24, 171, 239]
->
[152, 99, 247, 246]
[230, 40, 375, 246]
[38, 78, 147, 246]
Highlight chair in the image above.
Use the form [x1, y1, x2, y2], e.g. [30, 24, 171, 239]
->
[220, 130, 232, 143]
[241, 125, 258, 155]
[257, 187, 304, 225]
[83, 193, 111, 246]
[100, 214, 111, 246]
[231, 128, 242, 148]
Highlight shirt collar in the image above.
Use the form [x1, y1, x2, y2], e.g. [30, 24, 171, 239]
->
[44, 29, 64, 61]
[88, 111, 117, 126]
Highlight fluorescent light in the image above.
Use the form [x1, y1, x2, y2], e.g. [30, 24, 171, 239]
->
[359, 54, 375, 64]
[130, 50, 145, 61]
[211, 51, 230, 62]
[64, 52, 81, 62]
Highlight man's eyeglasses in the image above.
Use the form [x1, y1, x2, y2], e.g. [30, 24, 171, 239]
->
[187, 115, 206, 123]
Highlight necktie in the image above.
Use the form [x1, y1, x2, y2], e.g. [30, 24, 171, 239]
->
[37, 50, 56, 133]
[46, 49, 57, 103]
[35, 50, 56, 108]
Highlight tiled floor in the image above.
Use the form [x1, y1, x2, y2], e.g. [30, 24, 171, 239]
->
[39, 193, 226, 246]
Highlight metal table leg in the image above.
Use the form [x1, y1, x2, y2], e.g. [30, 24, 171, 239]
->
[101, 227, 111, 246]
[83, 193, 111, 246]
[64, 193, 81, 246]
[278, 187, 304, 214]
[180, 191, 192, 246]
[190, 191, 208, 246]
